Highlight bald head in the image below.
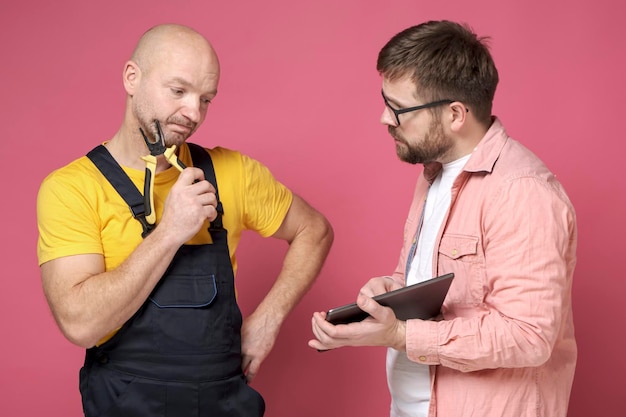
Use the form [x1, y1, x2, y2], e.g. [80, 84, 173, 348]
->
[131, 24, 218, 75]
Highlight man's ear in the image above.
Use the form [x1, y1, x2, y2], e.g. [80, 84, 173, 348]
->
[449, 101, 468, 133]
[122, 60, 140, 95]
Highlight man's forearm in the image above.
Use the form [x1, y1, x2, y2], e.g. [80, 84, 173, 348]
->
[257, 212, 333, 327]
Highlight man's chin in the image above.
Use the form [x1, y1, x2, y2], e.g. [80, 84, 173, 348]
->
[396, 152, 415, 165]
[164, 132, 191, 148]
[395, 148, 423, 165]
[394, 144, 412, 164]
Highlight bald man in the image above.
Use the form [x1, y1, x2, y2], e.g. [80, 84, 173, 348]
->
[37, 24, 333, 417]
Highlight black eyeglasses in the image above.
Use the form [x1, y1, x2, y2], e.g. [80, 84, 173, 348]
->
[382, 91, 454, 126]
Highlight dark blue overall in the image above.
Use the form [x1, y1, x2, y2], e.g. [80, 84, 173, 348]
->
[83, 144, 265, 417]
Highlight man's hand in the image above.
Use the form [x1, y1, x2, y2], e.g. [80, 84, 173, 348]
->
[360, 276, 404, 297]
[308, 276, 406, 351]
[159, 167, 218, 244]
[240, 311, 280, 383]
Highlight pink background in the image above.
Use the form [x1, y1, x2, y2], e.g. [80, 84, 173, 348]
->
[1, 0, 623, 416]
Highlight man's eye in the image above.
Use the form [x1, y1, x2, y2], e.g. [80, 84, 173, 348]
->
[171, 88, 184, 95]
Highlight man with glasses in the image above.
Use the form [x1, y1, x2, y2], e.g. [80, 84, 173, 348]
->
[37, 24, 333, 417]
[310, 20, 577, 417]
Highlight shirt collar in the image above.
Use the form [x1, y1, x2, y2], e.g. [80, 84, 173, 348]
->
[422, 117, 508, 183]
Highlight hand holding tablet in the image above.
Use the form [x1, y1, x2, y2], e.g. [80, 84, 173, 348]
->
[325, 273, 454, 325]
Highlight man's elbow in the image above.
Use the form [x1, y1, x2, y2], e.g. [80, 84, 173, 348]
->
[53, 314, 99, 349]
[503, 332, 554, 369]
[317, 214, 334, 248]
[308, 212, 334, 255]
[281, 195, 334, 250]
[527, 340, 553, 367]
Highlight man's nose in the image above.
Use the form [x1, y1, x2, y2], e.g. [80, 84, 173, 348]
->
[380, 106, 397, 126]
[180, 97, 202, 123]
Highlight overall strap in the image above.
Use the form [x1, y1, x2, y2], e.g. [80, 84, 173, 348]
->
[86, 145, 154, 237]
[87, 143, 225, 237]
[187, 143, 225, 232]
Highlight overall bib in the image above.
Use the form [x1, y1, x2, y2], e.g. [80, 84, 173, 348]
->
[82, 144, 265, 417]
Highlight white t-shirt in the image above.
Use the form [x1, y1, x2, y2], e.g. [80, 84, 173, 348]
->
[387, 155, 469, 417]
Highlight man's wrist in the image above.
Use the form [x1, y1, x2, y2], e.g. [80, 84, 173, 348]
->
[392, 320, 407, 351]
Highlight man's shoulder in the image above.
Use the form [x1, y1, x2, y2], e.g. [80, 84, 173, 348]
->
[42, 153, 105, 186]
[191, 144, 275, 175]
[496, 136, 554, 179]
[473, 119, 554, 179]
[185, 144, 243, 165]
[480, 135, 574, 209]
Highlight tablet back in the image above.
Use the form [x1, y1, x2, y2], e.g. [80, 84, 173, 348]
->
[326, 272, 454, 325]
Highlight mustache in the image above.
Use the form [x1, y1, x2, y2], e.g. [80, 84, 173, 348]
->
[166, 117, 196, 131]
[388, 126, 405, 143]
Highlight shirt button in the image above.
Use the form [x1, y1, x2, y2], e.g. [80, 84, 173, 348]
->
[419, 356, 427, 361]
[452, 249, 458, 256]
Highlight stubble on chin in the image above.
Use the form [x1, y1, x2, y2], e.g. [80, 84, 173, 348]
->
[163, 131, 189, 148]
[389, 126, 420, 165]
[162, 117, 197, 147]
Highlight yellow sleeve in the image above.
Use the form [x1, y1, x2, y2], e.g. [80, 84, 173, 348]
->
[36, 158, 105, 266]
[239, 153, 293, 237]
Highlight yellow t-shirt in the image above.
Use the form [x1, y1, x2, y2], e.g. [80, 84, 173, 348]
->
[37, 143, 293, 277]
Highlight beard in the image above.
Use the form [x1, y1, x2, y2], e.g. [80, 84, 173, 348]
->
[134, 103, 196, 147]
[389, 118, 452, 164]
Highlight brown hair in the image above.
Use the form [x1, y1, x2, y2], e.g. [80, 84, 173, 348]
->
[377, 20, 499, 125]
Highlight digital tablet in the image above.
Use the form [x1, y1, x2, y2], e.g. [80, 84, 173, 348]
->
[325, 273, 454, 325]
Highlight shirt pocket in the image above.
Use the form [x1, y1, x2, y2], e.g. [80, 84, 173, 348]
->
[439, 235, 477, 261]
[438, 234, 485, 306]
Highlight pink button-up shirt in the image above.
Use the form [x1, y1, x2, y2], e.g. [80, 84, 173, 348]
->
[390, 118, 577, 417]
